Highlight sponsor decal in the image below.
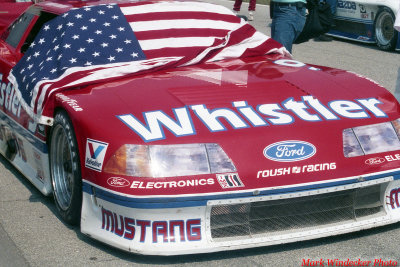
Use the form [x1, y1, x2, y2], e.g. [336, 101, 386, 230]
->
[257, 162, 336, 178]
[101, 207, 201, 243]
[216, 173, 244, 188]
[359, 4, 366, 13]
[263, 140, 316, 162]
[118, 95, 387, 142]
[365, 157, 385, 165]
[0, 73, 22, 118]
[107, 177, 130, 187]
[85, 139, 108, 172]
[338, 0, 356, 10]
[388, 187, 400, 209]
[131, 178, 214, 189]
[385, 154, 400, 162]
[56, 93, 83, 111]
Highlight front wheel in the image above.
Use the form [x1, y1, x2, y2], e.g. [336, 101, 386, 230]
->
[374, 7, 398, 51]
[49, 111, 82, 225]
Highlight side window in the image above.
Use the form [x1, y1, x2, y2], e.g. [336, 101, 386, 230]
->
[3, 8, 58, 53]
[4, 12, 35, 48]
[22, 12, 58, 53]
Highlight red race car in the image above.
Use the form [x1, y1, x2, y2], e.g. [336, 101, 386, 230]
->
[1, 0, 400, 256]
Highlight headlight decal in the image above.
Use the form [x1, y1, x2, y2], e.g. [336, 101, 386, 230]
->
[104, 143, 236, 178]
[343, 119, 400, 157]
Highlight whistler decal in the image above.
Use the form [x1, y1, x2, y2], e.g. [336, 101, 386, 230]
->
[365, 157, 385, 165]
[101, 207, 201, 242]
[257, 162, 336, 178]
[130, 178, 214, 189]
[0, 73, 22, 118]
[263, 140, 316, 162]
[107, 177, 130, 187]
[85, 139, 108, 172]
[216, 173, 244, 189]
[117, 96, 387, 142]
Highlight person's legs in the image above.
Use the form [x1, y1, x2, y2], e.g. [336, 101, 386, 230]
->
[248, 0, 256, 11]
[325, 0, 337, 14]
[271, 4, 306, 53]
[233, 0, 242, 12]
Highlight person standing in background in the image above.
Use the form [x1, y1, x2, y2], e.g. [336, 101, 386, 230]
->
[233, 0, 256, 21]
[270, 0, 307, 53]
[315, 0, 337, 41]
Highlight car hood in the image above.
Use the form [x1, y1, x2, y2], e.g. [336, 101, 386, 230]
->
[62, 55, 400, 194]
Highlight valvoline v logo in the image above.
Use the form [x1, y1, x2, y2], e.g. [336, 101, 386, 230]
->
[263, 140, 316, 162]
[85, 139, 109, 172]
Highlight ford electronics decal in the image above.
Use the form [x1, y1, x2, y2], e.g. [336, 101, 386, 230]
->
[263, 140, 316, 162]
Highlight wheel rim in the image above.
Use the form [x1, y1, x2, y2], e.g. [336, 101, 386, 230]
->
[376, 11, 394, 46]
[51, 124, 74, 211]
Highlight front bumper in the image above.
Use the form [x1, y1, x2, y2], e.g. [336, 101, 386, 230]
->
[80, 172, 400, 255]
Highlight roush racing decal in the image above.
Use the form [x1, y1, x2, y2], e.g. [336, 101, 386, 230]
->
[117, 96, 387, 142]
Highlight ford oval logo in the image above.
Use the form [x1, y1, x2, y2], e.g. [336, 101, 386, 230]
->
[263, 140, 316, 162]
[107, 177, 130, 187]
[365, 157, 385, 165]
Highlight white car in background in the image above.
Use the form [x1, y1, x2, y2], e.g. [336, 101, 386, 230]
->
[328, 0, 399, 51]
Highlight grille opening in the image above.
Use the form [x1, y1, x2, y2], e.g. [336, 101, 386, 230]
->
[210, 184, 386, 241]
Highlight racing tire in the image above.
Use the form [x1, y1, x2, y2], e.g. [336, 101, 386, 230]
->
[49, 111, 82, 225]
[374, 7, 398, 51]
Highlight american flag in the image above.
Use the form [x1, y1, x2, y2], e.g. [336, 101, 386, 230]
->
[8, 1, 287, 124]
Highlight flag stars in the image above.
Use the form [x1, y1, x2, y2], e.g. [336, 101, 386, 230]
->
[38, 38, 45, 44]
[108, 55, 115, 62]
[103, 22, 111, 27]
[84, 61, 92, 66]
[89, 18, 96, 23]
[69, 58, 77, 64]
[112, 15, 119, 19]
[43, 25, 50, 31]
[53, 45, 60, 51]
[58, 54, 63, 60]
[64, 43, 71, 49]
[26, 56, 32, 61]
[33, 51, 40, 57]
[92, 51, 100, 57]
[124, 39, 132, 44]
[66, 22, 74, 27]
[80, 25, 88, 30]
[117, 27, 125, 31]
[109, 34, 117, 39]
[131, 52, 138, 58]
[101, 42, 109, 48]
[86, 38, 94, 43]
[53, 37, 58, 43]
[27, 64, 33, 70]
[95, 30, 102, 35]
[72, 34, 79, 40]
[57, 24, 63, 30]
[84, 7, 91, 11]
[106, 4, 113, 8]
[75, 14, 83, 19]
[115, 47, 123, 53]
[50, 68, 57, 73]
[30, 41, 35, 48]
[98, 10, 105, 15]
[78, 47, 85, 53]
[46, 57, 53, 61]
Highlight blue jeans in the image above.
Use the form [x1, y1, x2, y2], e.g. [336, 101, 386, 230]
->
[271, 3, 306, 53]
[325, 0, 337, 14]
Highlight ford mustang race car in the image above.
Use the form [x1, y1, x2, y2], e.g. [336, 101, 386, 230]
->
[2, 0, 400, 256]
[328, 0, 399, 51]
